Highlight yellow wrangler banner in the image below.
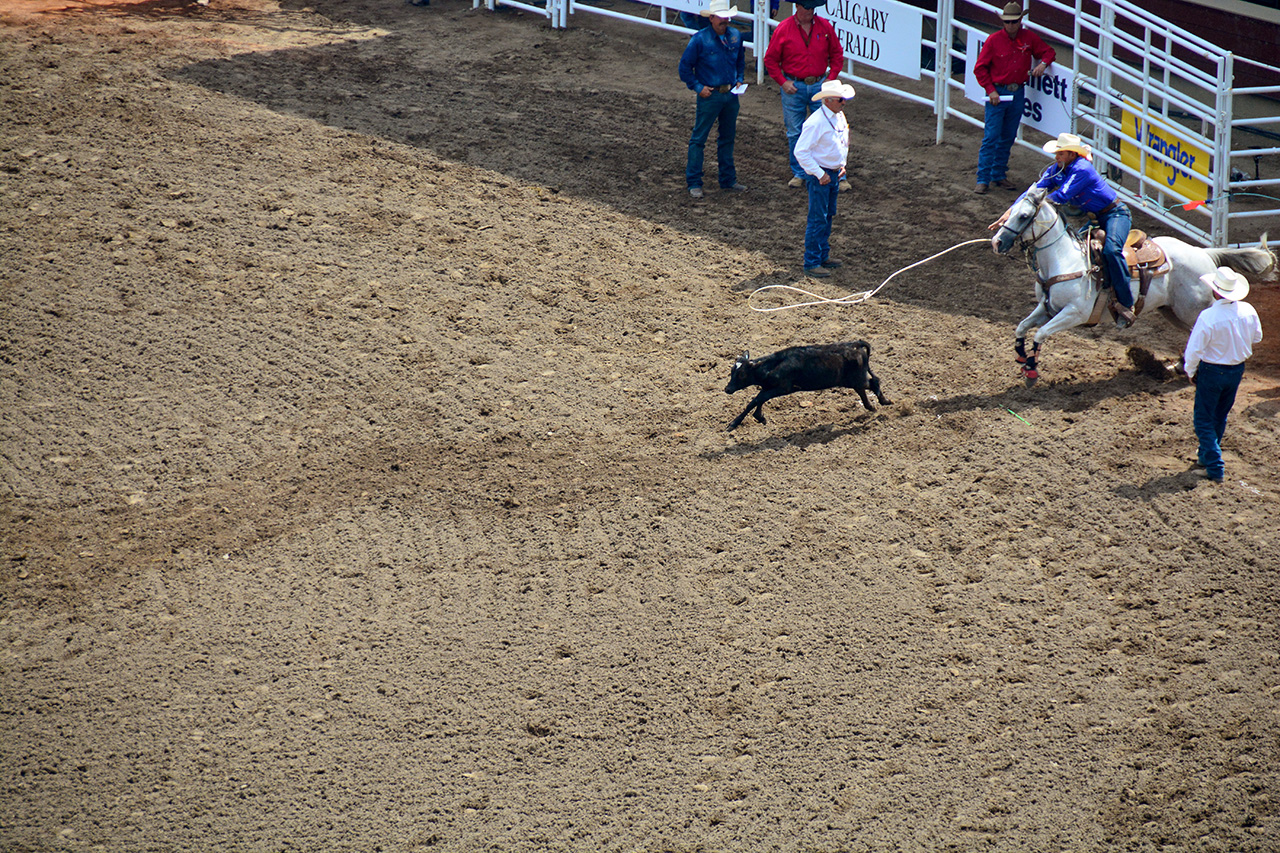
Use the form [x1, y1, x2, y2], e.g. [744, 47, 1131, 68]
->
[1119, 99, 1210, 200]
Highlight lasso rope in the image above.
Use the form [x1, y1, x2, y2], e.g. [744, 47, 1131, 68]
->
[748, 238, 993, 313]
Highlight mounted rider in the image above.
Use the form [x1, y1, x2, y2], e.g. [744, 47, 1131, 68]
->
[992, 132, 1136, 327]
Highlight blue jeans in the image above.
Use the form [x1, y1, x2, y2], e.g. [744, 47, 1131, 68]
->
[976, 84, 1025, 185]
[1193, 361, 1244, 481]
[1097, 202, 1133, 306]
[686, 92, 739, 189]
[781, 80, 823, 179]
[804, 169, 840, 268]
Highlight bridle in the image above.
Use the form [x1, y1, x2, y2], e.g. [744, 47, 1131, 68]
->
[998, 194, 1065, 254]
[1001, 195, 1091, 302]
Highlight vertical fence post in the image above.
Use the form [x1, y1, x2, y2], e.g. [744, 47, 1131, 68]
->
[755, 0, 767, 84]
[934, 0, 952, 145]
[1095, 0, 1115, 151]
[1212, 53, 1234, 245]
[1071, 0, 1083, 136]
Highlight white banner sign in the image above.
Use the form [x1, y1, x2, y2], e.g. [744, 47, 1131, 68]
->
[964, 29, 1073, 139]
[659, 0, 710, 16]
[827, 0, 923, 82]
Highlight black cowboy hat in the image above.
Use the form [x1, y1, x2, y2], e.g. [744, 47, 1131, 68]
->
[795, 0, 827, 9]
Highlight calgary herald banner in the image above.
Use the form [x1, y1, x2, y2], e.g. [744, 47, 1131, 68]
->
[826, 0, 923, 82]
[651, 0, 924, 82]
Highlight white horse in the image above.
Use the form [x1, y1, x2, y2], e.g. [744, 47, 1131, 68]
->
[990, 187, 1275, 382]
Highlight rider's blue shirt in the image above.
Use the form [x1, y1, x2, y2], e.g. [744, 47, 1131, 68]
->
[1033, 157, 1118, 212]
[679, 25, 746, 92]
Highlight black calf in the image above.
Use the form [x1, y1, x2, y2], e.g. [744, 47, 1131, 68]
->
[723, 341, 891, 431]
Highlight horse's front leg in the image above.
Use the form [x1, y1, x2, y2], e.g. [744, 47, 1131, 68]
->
[1022, 303, 1094, 382]
[1014, 305, 1049, 369]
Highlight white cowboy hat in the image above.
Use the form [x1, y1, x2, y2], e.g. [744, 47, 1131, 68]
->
[1000, 2, 1027, 20]
[700, 0, 739, 17]
[1200, 266, 1250, 301]
[811, 80, 856, 102]
[1042, 132, 1091, 157]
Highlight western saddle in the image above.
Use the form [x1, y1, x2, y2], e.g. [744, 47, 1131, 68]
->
[1083, 228, 1170, 327]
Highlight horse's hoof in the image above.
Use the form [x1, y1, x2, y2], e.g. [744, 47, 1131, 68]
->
[1021, 366, 1039, 385]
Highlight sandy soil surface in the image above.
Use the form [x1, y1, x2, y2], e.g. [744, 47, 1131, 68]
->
[3, 1, 1279, 850]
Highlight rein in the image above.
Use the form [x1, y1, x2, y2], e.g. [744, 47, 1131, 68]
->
[1015, 199, 1076, 254]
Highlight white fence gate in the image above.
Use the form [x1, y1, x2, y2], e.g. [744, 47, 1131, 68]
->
[475, 0, 1280, 246]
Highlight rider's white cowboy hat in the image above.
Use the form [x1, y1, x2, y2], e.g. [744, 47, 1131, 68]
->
[811, 80, 856, 102]
[1042, 132, 1091, 157]
[1000, 2, 1027, 20]
[700, 0, 739, 17]
[1200, 266, 1251, 301]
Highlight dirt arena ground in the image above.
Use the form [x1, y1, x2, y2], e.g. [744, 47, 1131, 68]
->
[3, 1, 1279, 850]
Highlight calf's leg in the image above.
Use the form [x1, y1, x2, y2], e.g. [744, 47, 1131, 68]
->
[728, 387, 788, 431]
[868, 371, 891, 406]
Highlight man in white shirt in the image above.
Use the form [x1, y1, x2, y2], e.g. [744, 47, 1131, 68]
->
[793, 80, 854, 277]
[1183, 267, 1264, 483]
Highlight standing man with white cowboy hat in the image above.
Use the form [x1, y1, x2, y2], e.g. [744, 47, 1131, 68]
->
[793, 79, 854, 277]
[990, 131, 1137, 326]
[763, 0, 845, 191]
[1183, 267, 1264, 483]
[678, 0, 748, 199]
[971, 2, 1054, 194]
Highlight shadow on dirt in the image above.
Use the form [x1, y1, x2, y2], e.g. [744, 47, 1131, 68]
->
[923, 369, 1186, 416]
[703, 413, 880, 455]
[1113, 469, 1211, 500]
[163, 0, 1018, 321]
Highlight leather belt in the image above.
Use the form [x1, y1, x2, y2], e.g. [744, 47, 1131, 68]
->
[711, 84, 733, 93]
[786, 74, 823, 84]
[1096, 199, 1119, 215]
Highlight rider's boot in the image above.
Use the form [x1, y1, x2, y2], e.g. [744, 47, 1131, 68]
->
[1112, 279, 1137, 328]
[1112, 300, 1136, 328]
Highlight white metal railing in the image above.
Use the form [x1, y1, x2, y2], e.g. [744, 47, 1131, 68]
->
[1052, 0, 1279, 245]
[478, 0, 561, 24]
[567, 1, 767, 81]
[473, 0, 1280, 246]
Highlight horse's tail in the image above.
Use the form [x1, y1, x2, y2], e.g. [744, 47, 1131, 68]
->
[1205, 233, 1276, 280]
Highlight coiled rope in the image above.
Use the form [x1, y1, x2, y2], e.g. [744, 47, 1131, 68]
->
[748, 238, 993, 313]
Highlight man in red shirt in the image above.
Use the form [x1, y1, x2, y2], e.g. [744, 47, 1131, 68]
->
[764, 0, 845, 190]
[971, 2, 1055, 194]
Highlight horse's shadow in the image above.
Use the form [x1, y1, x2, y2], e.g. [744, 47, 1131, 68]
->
[923, 368, 1187, 416]
[1244, 384, 1280, 420]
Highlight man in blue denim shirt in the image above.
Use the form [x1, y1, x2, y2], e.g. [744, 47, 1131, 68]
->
[678, 0, 747, 199]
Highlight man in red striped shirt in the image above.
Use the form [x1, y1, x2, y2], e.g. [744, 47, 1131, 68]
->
[764, 0, 845, 190]
[971, 2, 1055, 194]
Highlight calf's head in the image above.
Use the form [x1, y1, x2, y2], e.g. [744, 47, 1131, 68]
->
[724, 351, 751, 394]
